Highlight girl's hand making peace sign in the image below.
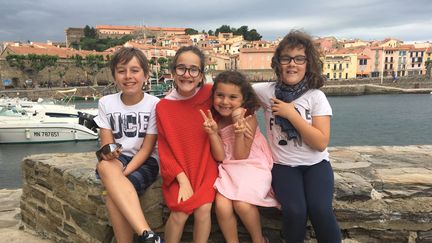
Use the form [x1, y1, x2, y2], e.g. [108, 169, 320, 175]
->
[232, 108, 254, 140]
[199, 109, 218, 135]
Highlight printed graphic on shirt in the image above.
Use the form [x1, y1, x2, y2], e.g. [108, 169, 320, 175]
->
[269, 107, 311, 148]
[108, 112, 150, 139]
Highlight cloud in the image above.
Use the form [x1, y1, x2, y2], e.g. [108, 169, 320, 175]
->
[0, 0, 431, 42]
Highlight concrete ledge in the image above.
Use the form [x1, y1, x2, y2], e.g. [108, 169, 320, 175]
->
[20, 145, 432, 242]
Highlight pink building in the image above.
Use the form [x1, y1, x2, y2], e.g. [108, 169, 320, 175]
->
[238, 47, 275, 70]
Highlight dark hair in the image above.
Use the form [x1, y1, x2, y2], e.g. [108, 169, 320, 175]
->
[271, 30, 324, 89]
[212, 71, 260, 114]
[170, 46, 206, 85]
[110, 47, 150, 77]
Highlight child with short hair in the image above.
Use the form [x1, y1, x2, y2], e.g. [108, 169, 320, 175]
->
[94, 47, 161, 243]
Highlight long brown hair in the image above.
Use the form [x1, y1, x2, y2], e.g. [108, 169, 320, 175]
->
[212, 71, 260, 115]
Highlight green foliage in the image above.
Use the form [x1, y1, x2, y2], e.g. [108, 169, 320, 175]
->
[6, 54, 58, 71]
[157, 57, 168, 65]
[245, 29, 262, 41]
[85, 54, 106, 70]
[213, 25, 262, 41]
[71, 54, 84, 67]
[77, 25, 133, 52]
[27, 54, 58, 71]
[208, 30, 214, 36]
[185, 28, 199, 35]
[215, 25, 234, 36]
[6, 54, 26, 70]
[84, 25, 97, 38]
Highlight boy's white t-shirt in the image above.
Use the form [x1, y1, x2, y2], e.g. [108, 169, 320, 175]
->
[94, 92, 159, 158]
[253, 82, 332, 167]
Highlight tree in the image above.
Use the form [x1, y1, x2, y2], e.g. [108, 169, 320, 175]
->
[208, 30, 214, 36]
[215, 25, 234, 36]
[245, 29, 262, 41]
[185, 28, 199, 35]
[213, 25, 262, 41]
[234, 25, 249, 37]
[83, 25, 97, 38]
[426, 59, 431, 79]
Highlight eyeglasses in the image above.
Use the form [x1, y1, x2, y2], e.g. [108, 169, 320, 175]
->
[279, 55, 307, 65]
[175, 65, 201, 78]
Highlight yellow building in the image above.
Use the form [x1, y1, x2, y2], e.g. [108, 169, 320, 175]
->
[323, 53, 357, 80]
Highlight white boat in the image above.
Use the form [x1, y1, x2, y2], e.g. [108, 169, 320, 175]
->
[0, 104, 99, 144]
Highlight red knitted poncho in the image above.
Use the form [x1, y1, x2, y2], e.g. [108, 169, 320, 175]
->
[156, 84, 218, 214]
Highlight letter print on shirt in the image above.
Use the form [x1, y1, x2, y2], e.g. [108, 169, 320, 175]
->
[108, 112, 151, 139]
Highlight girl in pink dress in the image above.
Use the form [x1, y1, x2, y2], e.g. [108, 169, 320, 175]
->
[200, 71, 279, 243]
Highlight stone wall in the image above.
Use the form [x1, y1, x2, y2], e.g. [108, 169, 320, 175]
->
[0, 59, 113, 89]
[20, 145, 432, 243]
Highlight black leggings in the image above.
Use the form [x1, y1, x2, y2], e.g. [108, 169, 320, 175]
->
[272, 160, 341, 243]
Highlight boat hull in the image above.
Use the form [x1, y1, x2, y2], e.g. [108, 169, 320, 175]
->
[0, 123, 98, 143]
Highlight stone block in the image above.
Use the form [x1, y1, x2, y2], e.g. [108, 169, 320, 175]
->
[47, 196, 63, 215]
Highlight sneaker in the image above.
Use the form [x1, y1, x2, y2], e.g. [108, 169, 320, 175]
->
[138, 230, 161, 243]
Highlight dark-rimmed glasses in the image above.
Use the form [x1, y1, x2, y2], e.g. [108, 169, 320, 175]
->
[279, 55, 307, 65]
[175, 65, 201, 78]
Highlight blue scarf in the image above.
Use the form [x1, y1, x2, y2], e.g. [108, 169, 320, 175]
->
[274, 78, 309, 140]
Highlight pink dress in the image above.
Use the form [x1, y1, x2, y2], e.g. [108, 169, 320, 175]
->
[214, 124, 279, 207]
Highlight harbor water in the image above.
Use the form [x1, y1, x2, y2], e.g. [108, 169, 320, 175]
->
[1, 94, 431, 189]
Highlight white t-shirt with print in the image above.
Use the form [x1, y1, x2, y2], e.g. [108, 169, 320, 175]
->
[253, 82, 332, 167]
[94, 92, 159, 158]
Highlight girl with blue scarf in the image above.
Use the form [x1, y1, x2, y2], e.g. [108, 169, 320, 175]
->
[253, 30, 341, 243]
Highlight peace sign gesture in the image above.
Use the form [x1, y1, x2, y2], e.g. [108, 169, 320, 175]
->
[199, 109, 218, 135]
[233, 108, 254, 139]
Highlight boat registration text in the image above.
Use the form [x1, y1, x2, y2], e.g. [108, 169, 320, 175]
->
[33, 132, 60, 137]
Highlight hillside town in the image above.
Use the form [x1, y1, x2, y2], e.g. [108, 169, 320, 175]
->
[0, 24, 431, 89]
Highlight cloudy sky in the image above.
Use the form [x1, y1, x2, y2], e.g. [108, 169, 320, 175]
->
[1, 0, 431, 43]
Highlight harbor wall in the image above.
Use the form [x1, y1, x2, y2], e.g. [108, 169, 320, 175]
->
[20, 145, 432, 242]
[1, 81, 432, 101]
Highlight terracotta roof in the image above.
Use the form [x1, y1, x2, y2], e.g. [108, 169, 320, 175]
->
[96, 25, 137, 30]
[358, 55, 370, 59]
[239, 47, 275, 53]
[95, 25, 185, 32]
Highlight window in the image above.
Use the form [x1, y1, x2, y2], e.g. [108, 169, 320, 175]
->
[346, 63, 349, 68]
[333, 73, 336, 79]
[385, 64, 388, 70]
[359, 59, 367, 65]
[339, 72, 342, 79]
[345, 73, 348, 79]
[390, 57, 393, 62]
[333, 64, 337, 70]
[339, 64, 342, 70]
[385, 57, 388, 62]
[327, 73, 330, 78]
